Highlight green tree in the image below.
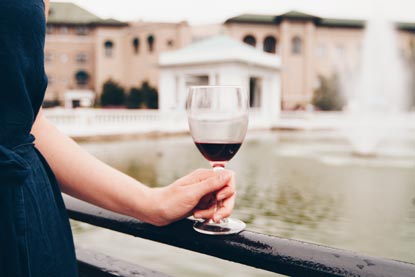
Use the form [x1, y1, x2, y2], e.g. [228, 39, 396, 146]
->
[100, 80, 125, 107]
[312, 74, 345, 111]
[125, 82, 159, 109]
[141, 81, 158, 109]
[126, 87, 142, 109]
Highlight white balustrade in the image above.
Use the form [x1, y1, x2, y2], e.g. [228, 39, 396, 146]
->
[43, 108, 274, 137]
[43, 108, 415, 138]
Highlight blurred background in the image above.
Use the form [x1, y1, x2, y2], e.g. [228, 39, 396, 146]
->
[45, 0, 415, 276]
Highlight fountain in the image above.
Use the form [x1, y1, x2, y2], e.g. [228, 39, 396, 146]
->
[342, 1, 410, 157]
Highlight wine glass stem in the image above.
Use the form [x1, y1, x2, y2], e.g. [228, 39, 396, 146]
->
[212, 165, 225, 220]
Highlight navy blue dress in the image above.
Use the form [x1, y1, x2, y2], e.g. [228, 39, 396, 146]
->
[0, 0, 78, 276]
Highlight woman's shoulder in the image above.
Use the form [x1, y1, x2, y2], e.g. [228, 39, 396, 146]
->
[0, 0, 46, 33]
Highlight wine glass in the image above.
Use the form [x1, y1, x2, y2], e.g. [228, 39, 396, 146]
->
[186, 85, 249, 235]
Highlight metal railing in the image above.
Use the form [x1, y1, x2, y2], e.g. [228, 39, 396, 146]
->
[66, 197, 415, 277]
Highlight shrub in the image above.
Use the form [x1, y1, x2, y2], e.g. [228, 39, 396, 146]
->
[141, 82, 158, 109]
[126, 87, 142, 109]
[126, 81, 158, 109]
[100, 80, 125, 107]
[312, 74, 345, 111]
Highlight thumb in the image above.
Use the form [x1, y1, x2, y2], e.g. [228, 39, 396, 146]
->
[191, 171, 232, 199]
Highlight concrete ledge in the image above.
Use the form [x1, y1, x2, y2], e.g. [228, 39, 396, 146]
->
[76, 248, 170, 277]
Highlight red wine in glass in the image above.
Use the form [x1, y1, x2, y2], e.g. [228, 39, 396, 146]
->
[195, 142, 242, 163]
[186, 85, 248, 235]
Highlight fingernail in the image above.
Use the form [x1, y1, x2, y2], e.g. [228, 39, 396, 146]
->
[214, 214, 222, 222]
[194, 213, 202, 218]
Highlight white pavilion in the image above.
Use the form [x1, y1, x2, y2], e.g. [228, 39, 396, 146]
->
[158, 35, 282, 127]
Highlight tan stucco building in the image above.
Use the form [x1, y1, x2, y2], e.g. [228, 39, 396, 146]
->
[44, 3, 415, 109]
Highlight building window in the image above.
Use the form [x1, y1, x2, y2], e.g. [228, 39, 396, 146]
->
[336, 45, 345, 57]
[316, 44, 326, 57]
[132, 38, 140, 54]
[292, 36, 302, 55]
[104, 40, 114, 57]
[60, 54, 69, 64]
[61, 26, 69, 35]
[185, 75, 209, 87]
[46, 25, 54, 35]
[75, 70, 89, 86]
[45, 52, 53, 64]
[243, 35, 256, 47]
[76, 53, 88, 64]
[167, 39, 174, 47]
[263, 36, 277, 53]
[249, 77, 262, 108]
[76, 26, 88, 36]
[147, 35, 155, 53]
[184, 75, 209, 109]
[47, 75, 53, 85]
[62, 78, 69, 85]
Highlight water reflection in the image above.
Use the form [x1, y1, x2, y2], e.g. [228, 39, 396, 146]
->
[76, 131, 415, 270]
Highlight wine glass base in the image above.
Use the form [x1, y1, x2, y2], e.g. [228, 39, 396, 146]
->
[193, 218, 246, 235]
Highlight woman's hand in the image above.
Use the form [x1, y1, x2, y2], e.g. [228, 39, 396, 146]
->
[148, 169, 236, 226]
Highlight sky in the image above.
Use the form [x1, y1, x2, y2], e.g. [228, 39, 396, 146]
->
[54, 0, 415, 25]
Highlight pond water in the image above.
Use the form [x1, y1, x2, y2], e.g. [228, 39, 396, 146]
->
[72, 130, 415, 276]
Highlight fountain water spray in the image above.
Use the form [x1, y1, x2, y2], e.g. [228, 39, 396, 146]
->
[342, 0, 409, 156]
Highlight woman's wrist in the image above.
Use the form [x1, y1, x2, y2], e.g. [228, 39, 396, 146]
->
[131, 186, 169, 226]
[148, 187, 170, 226]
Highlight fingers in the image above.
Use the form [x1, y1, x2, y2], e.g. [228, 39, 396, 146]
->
[193, 193, 236, 222]
[214, 194, 236, 222]
[193, 203, 216, 219]
[216, 186, 235, 202]
[174, 168, 212, 185]
[195, 193, 215, 210]
[192, 170, 233, 198]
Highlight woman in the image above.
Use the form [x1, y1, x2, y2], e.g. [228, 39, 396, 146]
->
[0, 1, 236, 276]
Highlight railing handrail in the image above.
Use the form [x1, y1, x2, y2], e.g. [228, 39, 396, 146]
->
[65, 197, 415, 277]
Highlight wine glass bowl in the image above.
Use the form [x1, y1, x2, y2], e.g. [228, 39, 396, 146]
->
[186, 85, 249, 235]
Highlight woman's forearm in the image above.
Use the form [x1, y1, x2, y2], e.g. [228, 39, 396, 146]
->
[31, 111, 160, 224]
[31, 110, 235, 226]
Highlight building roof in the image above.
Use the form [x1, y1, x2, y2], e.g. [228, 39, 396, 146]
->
[225, 11, 361, 27]
[224, 14, 278, 25]
[318, 18, 365, 28]
[159, 35, 281, 69]
[275, 11, 321, 21]
[398, 22, 415, 31]
[226, 10, 415, 30]
[48, 2, 126, 26]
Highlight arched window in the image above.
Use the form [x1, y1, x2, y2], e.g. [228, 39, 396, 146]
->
[132, 38, 140, 54]
[147, 35, 155, 53]
[104, 40, 114, 57]
[75, 70, 89, 86]
[243, 35, 256, 47]
[263, 36, 277, 53]
[292, 36, 302, 55]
